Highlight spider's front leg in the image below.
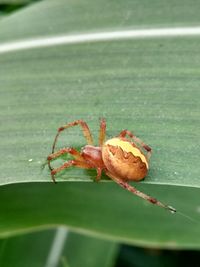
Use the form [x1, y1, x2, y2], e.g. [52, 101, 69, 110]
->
[119, 129, 152, 160]
[47, 147, 90, 183]
[52, 120, 94, 153]
[50, 160, 91, 183]
[106, 171, 176, 213]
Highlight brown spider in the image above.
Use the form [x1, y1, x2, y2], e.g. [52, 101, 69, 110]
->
[47, 119, 176, 213]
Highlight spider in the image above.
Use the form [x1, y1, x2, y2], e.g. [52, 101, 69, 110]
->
[47, 119, 176, 213]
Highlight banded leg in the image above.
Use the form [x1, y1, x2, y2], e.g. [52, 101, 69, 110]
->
[51, 160, 91, 183]
[48, 147, 84, 163]
[98, 118, 106, 147]
[96, 167, 103, 182]
[52, 120, 94, 153]
[47, 147, 86, 183]
[119, 129, 152, 160]
[106, 171, 176, 213]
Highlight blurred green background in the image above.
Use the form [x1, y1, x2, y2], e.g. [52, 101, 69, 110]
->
[0, 0, 200, 266]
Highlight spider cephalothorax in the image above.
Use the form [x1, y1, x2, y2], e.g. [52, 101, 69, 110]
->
[47, 119, 176, 213]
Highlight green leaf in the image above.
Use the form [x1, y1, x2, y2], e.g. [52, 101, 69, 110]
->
[0, 229, 55, 267]
[0, 0, 200, 249]
[64, 231, 118, 267]
[0, 228, 118, 267]
[0, 0, 38, 17]
[1, 182, 200, 249]
[0, 0, 37, 4]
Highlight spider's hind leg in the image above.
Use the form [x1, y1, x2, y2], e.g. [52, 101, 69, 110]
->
[106, 171, 176, 213]
[118, 129, 152, 160]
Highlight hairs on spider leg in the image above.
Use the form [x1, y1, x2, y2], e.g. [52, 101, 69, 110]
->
[41, 160, 48, 170]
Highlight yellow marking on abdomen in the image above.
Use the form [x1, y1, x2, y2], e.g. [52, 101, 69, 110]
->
[105, 138, 148, 168]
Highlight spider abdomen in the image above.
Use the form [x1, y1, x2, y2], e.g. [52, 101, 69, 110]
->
[102, 138, 148, 181]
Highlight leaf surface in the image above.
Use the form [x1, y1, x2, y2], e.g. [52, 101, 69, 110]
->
[0, 0, 200, 248]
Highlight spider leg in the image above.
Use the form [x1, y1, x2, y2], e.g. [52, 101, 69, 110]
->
[47, 147, 87, 183]
[51, 160, 92, 183]
[52, 120, 94, 153]
[106, 171, 176, 213]
[98, 118, 106, 147]
[48, 147, 84, 162]
[95, 167, 103, 182]
[118, 129, 152, 160]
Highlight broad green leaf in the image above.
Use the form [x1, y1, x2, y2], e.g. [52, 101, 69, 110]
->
[0, 182, 200, 249]
[0, 0, 39, 17]
[0, 228, 118, 267]
[0, 0, 200, 249]
[1, 0, 200, 42]
[63, 232, 118, 267]
[0, 0, 37, 4]
[0, 229, 55, 267]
